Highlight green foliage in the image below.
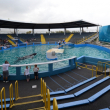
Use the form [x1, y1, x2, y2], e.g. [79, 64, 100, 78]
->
[26, 31, 31, 34]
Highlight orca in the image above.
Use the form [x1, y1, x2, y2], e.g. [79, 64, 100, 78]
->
[14, 53, 37, 63]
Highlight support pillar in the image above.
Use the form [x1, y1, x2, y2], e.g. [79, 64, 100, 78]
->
[49, 63, 53, 76]
[16, 29, 18, 36]
[16, 67, 21, 78]
[14, 28, 16, 34]
[80, 27, 82, 35]
[32, 29, 35, 36]
[97, 26, 98, 33]
[64, 28, 66, 35]
[82, 27, 83, 33]
[49, 28, 50, 36]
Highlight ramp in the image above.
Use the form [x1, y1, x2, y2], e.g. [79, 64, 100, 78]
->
[20, 38, 25, 42]
[40, 34, 46, 44]
[8, 39, 16, 47]
[7, 35, 14, 40]
[65, 34, 74, 42]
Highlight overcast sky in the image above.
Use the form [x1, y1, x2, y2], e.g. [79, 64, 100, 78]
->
[0, 0, 109, 32]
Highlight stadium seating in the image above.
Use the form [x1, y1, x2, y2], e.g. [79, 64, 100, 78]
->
[0, 32, 96, 45]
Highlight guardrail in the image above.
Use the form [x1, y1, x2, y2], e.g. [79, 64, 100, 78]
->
[76, 33, 98, 44]
[97, 61, 110, 77]
[0, 56, 76, 67]
[0, 56, 76, 80]
[0, 87, 6, 110]
[76, 62, 98, 77]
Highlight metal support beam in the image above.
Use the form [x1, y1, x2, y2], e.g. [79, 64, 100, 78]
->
[49, 28, 50, 36]
[32, 29, 34, 36]
[82, 27, 83, 33]
[64, 28, 66, 35]
[97, 26, 98, 33]
[80, 27, 82, 35]
[14, 28, 16, 34]
[16, 29, 18, 36]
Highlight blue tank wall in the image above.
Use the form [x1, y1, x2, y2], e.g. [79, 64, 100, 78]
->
[99, 25, 110, 42]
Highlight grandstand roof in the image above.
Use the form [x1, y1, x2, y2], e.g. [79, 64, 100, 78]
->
[0, 19, 99, 29]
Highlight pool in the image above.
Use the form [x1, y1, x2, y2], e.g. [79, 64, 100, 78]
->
[0, 44, 110, 74]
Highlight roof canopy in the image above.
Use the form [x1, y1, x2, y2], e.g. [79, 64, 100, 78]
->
[0, 19, 99, 29]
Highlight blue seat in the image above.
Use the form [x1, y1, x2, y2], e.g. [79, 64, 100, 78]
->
[50, 90, 65, 96]
[50, 99, 89, 110]
[88, 85, 110, 102]
[50, 94, 75, 101]
[99, 108, 110, 110]
[0, 97, 15, 102]
[0, 104, 10, 109]
[74, 76, 110, 96]
[65, 77, 96, 92]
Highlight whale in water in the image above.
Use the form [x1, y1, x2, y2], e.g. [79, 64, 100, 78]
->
[14, 53, 37, 63]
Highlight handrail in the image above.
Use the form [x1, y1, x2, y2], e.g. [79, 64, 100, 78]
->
[76, 62, 98, 77]
[41, 78, 51, 110]
[53, 98, 58, 110]
[9, 83, 13, 108]
[41, 78, 43, 97]
[15, 80, 19, 100]
[44, 82, 46, 108]
[47, 89, 50, 110]
[0, 56, 76, 67]
[0, 87, 6, 110]
[97, 61, 110, 77]
[77, 33, 97, 44]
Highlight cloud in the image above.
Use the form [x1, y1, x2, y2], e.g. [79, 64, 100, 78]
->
[0, 0, 110, 32]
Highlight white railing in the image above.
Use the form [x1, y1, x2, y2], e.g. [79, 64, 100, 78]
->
[0, 56, 76, 67]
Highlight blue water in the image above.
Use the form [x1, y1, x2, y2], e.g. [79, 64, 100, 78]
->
[0, 45, 110, 74]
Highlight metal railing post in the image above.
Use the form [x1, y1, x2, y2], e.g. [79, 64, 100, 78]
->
[76, 62, 77, 68]
[44, 82, 46, 108]
[15, 80, 19, 100]
[43, 80, 45, 102]
[9, 83, 13, 108]
[47, 89, 50, 110]
[105, 64, 106, 77]
[41, 78, 43, 96]
[53, 98, 58, 110]
[96, 67, 98, 77]
[109, 65, 110, 76]
[0, 87, 6, 110]
[92, 66, 93, 77]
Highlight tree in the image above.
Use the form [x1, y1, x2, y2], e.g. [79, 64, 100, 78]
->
[26, 31, 31, 34]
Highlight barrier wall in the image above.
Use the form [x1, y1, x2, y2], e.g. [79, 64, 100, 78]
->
[0, 43, 110, 80]
[0, 57, 77, 81]
[74, 44, 110, 53]
[99, 25, 110, 42]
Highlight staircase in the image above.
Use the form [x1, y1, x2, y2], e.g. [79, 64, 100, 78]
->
[7, 35, 14, 40]
[8, 39, 16, 47]
[65, 34, 74, 42]
[40, 34, 46, 44]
